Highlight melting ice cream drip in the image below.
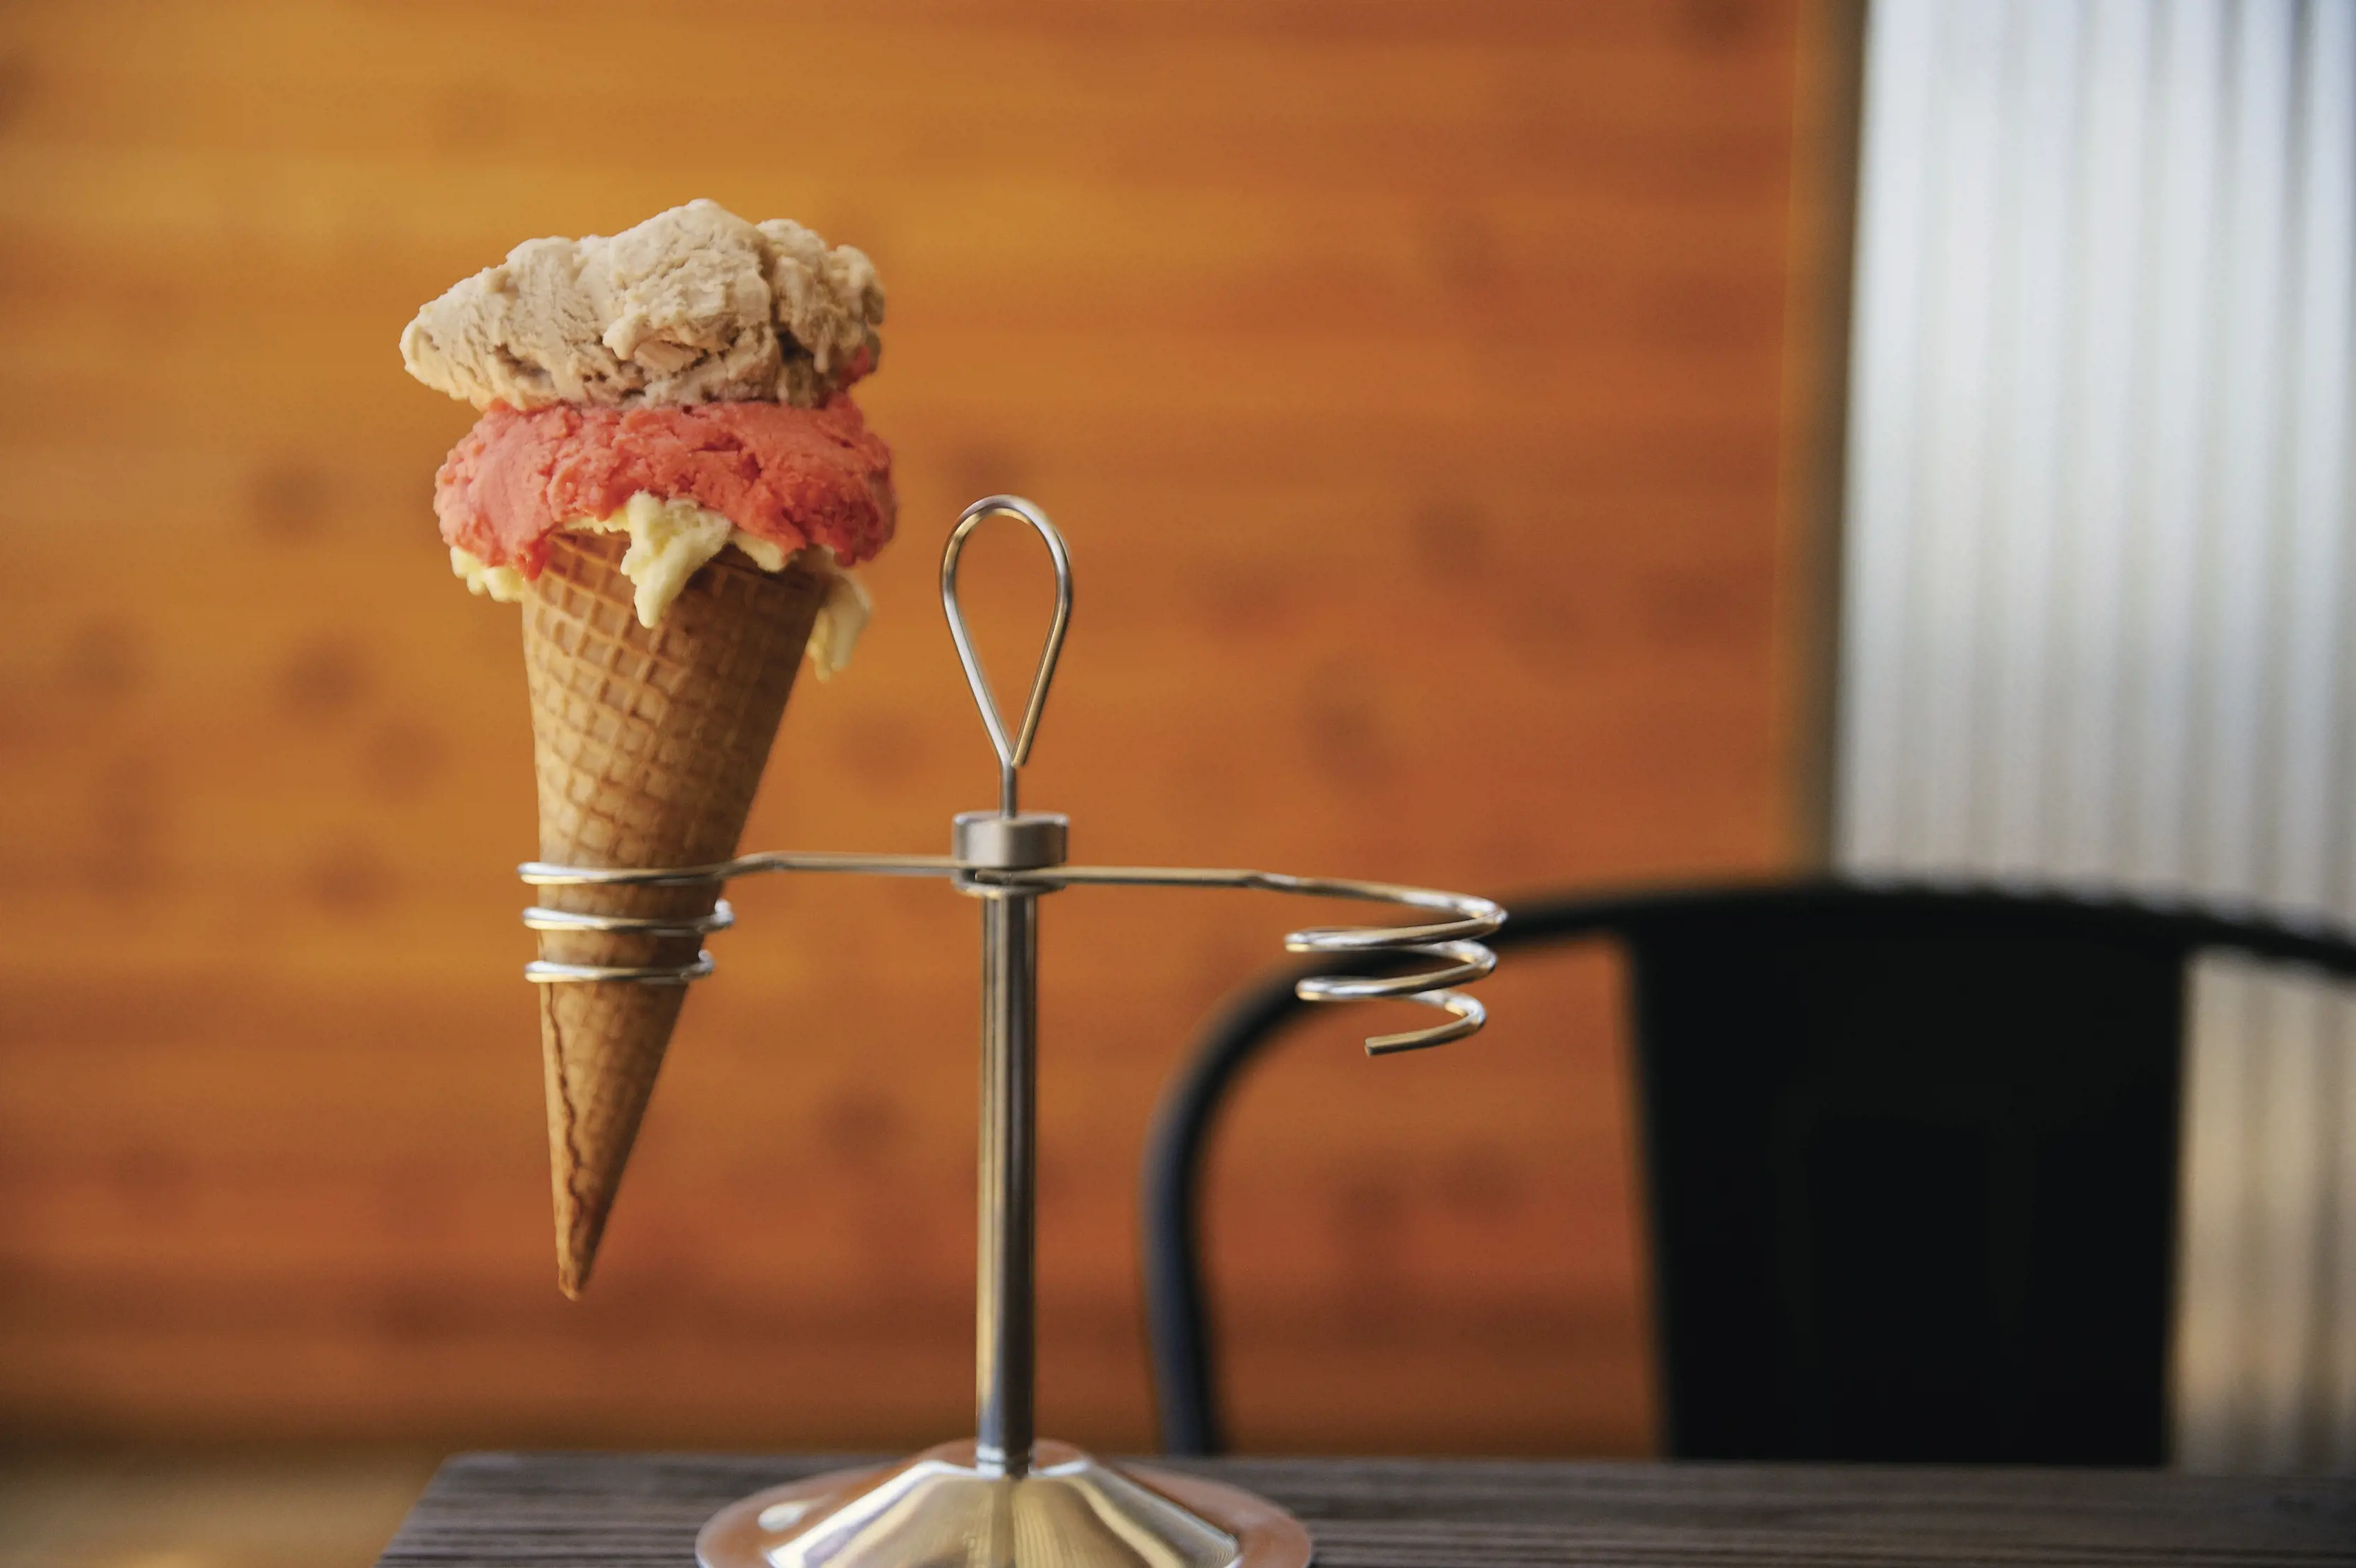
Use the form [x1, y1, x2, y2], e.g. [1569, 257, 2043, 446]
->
[447, 492, 871, 675]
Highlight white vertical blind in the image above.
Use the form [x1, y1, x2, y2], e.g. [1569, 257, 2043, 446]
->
[1838, 0, 2356, 1470]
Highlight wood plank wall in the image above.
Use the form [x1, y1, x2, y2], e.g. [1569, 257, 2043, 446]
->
[0, 0, 1830, 1454]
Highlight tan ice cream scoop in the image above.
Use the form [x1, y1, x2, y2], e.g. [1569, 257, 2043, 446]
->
[401, 198, 884, 412]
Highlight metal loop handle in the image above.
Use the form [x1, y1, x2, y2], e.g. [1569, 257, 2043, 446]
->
[941, 496, 1073, 815]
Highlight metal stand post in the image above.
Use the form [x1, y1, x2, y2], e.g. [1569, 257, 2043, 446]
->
[975, 892, 1036, 1478]
[961, 808, 1066, 1480]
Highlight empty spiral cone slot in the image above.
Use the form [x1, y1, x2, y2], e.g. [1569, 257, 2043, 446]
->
[1283, 921, 1502, 1055]
[1237, 873, 1501, 1054]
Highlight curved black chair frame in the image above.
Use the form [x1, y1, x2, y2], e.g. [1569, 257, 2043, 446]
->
[1142, 878, 2356, 1462]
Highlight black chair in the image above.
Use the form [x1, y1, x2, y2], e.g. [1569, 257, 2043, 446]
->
[1142, 878, 2356, 1464]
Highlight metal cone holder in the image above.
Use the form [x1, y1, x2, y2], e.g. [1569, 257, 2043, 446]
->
[521, 497, 1504, 1568]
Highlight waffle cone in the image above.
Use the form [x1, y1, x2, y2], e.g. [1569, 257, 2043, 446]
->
[523, 530, 827, 1297]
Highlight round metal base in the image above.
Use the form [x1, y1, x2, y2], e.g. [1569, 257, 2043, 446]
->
[697, 1439, 1312, 1568]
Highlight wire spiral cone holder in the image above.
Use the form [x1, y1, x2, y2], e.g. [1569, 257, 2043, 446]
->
[521, 497, 1503, 1568]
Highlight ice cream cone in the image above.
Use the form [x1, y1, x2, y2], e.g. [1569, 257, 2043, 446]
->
[523, 529, 827, 1295]
[404, 202, 895, 1295]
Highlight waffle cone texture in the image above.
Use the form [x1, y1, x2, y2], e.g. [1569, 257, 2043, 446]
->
[524, 531, 825, 1296]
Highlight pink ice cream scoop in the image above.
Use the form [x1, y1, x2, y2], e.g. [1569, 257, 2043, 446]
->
[434, 396, 896, 582]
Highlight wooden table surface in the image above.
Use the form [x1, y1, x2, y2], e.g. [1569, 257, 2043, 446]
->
[377, 1451, 2356, 1566]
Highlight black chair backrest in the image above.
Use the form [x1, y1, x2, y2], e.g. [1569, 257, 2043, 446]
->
[1142, 879, 2356, 1462]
